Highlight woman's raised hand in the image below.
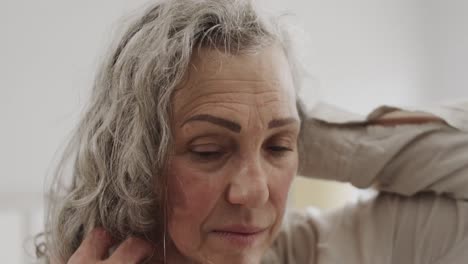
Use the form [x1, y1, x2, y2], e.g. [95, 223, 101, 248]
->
[371, 110, 445, 126]
[66, 228, 155, 264]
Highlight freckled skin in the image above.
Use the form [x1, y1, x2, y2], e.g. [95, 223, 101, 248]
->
[165, 45, 300, 264]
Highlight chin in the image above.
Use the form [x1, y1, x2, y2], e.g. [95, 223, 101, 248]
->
[174, 242, 268, 264]
[197, 251, 264, 264]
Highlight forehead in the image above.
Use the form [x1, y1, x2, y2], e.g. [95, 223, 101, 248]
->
[173, 45, 297, 115]
[189, 45, 294, 85]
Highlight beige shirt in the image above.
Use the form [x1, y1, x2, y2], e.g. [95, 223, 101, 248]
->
[262, 101, 468, 263]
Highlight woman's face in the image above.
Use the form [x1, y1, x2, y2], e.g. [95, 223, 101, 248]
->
[165, 45, 300, 264]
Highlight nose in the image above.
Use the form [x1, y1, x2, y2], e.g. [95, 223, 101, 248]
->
[226, 155, 269, 208]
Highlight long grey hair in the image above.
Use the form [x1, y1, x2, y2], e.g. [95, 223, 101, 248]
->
[36, 0, 303, 262]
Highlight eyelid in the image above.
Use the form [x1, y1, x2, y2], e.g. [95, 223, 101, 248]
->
[189, 134, 227, 145]
[269, 134, 295, 145]
[190, 143, 222, 152]
[264, 134, 297, 154]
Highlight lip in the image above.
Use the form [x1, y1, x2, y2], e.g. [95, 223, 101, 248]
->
[214, 225, 266, 234]
[210, 225, 268, 247]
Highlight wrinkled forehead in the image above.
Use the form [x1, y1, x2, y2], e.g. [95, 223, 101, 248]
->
[173, 45, 297, 110]
[191, 45, 293, 82]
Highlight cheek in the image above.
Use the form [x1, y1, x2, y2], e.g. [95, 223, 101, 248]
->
[270, 156, 297, 218]
[167, 169, 215, 212]
[276, 172, 295, 200]
[166, 160, 224, 253]
[274, 152, 297, 190]
[271, 168, 295, 211]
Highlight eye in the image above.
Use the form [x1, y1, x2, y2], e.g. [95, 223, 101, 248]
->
[189, 144, 224, 161]
[265, 144, 294, 158]
[268, 145, 293, 152]
[264, 134, 296, 158]
[191, 150, 223, 159]
[267, 145, 293, 156]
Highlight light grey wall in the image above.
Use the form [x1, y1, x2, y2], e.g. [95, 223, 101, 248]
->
[264, 0, 428, 113]
[423, 0, 468, 102]
[1, 0, 150, 196]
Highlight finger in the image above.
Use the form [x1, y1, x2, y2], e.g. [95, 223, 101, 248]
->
[372, 110, 446, 126]
[108, 237, 155, 264]
[370, 116, 446, 126]
[69, 227, 113, 263]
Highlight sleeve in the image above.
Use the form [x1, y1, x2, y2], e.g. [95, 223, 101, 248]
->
[272, 101, 468, 263]
[298, 101, 468, 199]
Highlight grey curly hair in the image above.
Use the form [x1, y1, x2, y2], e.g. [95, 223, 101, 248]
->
[36, 0, 304, 262]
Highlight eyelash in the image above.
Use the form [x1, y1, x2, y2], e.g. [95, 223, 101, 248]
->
[189, 145, 293, 162]
[268, 145, 293, 153]
[190, 150, 224, 160]
[266, 145, 294, 159]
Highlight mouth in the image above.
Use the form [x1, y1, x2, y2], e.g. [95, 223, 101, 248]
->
[210, 225, 268, 248]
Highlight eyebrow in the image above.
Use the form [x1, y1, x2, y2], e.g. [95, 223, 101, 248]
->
[182, 114, 299, 133]
[182, 114, 241, 133]
[268, 117, 299, 129]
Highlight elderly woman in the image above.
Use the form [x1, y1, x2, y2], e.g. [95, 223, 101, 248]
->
[38, 0, 468, 263]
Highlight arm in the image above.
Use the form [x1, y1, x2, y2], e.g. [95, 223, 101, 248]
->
[298, 101, 468, 199]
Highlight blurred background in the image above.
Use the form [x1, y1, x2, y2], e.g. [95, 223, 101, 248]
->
[1, 0, 467, 262]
